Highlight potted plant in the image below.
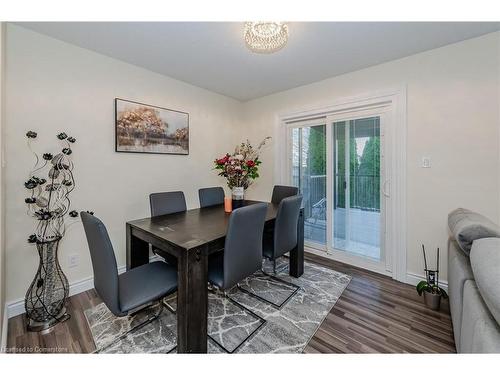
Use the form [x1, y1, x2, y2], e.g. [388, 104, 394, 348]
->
[214, 137, 270, 202]
[416, 245, 448, 310]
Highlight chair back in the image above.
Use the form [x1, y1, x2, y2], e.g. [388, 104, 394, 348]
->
[80, 212, 121, 316]
[223, 203, 268, 289]
[199, 187, 224, 208]
[149, 191, 187, 217]
[271, 185, 299, 204]
[274, 195, 303, 258]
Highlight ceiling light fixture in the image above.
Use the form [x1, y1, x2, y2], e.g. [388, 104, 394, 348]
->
[244, 22, 289, 54]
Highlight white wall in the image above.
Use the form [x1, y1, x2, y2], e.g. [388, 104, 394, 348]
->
[0, 22, 6, 343]
[4, 24, 244, 304]
[242, 32, 500, 282]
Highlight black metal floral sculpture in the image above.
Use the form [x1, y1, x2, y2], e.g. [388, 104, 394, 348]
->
[24, 131, 78, 331]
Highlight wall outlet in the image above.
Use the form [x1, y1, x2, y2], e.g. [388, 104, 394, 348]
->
[422, 157, 431, 168]
[68, 254, 79, 268]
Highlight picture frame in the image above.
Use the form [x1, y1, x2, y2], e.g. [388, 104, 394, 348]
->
[114, 98, 189, 155]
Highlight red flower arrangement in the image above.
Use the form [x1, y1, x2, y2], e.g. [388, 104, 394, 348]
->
[214, 137, 270, 189]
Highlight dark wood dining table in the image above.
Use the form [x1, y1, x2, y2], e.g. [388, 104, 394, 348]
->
[125, 200, 304, 353]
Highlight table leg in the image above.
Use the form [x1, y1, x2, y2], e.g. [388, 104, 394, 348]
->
[126, 224, 150, 271]
[176, 245, 208, 353]
[289, 208, 304, 277]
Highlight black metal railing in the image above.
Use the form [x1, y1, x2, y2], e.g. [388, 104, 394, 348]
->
[335, 174, 380, 211]
[292, 173, 380, 220]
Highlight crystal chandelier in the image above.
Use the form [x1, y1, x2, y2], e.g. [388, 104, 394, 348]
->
[244, 22, 289, 54]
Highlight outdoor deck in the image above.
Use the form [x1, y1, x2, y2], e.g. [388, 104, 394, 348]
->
[305, 208, 380, 260]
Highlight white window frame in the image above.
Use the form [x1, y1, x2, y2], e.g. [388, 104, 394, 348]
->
[275, 87, 407, 282]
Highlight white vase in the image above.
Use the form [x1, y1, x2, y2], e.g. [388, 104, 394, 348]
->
[232, 187, 245, 201]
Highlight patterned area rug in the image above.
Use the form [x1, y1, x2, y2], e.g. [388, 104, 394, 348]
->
[84, 258, 351, 353]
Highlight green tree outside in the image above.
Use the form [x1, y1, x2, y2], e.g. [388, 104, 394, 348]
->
[302, 122, 380, 211]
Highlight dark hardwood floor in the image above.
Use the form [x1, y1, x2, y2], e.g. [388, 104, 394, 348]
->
[303, 253, 455, 353]
[7, 253, 456, 353]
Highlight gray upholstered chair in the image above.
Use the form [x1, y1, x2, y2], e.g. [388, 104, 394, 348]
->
[149, 191, 187, 265]
[249, 195, 303, 309]
[207, 203, 268, 353]
[149, 191, 187, 217]
[81, 212, 177, 352]
[264, 195, 303, 270]
[271, 185, 299, 204]
[198, 187, 225, 208]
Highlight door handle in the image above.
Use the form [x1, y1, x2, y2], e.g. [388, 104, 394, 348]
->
[382, 180, 390, 198]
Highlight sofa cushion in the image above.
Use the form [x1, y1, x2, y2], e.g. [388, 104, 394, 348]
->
[448, 208, 500, 255]
[470, 238, 500, 326]
[448, 238, 474, 351]
[461, 280, 500, 353]
[470, 316, 500, 353]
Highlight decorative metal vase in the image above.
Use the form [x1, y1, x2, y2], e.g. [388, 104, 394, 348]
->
[423, 291, 441, 311]
[25, 237, 70, 332]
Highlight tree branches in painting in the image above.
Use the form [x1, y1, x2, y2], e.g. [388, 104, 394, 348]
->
[115, 98, 189, 155]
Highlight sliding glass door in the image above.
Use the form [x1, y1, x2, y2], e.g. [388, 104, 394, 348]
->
[291, 123, 326, 247]
[332, 117, 382, 261]
[288, 111, 386, 272]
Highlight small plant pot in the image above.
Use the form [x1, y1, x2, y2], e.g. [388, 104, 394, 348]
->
[423, 291, 441, 311]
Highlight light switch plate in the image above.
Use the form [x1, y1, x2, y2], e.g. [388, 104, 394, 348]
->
[422, 157, 431, 168]
[68, 254, 79, 268]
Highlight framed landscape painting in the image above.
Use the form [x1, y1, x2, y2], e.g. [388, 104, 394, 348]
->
[115, 98, 189, 155]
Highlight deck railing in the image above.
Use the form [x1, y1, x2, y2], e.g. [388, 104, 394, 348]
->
[335, 174, 380, 211]
[293, 173, 380, 220]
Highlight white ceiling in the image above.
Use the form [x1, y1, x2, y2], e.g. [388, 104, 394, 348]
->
[17, 22, 500, 101]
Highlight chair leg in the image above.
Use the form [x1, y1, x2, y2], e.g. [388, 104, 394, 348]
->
[94, 301, 164, 354]
[243, 258, 301, 310]
[207, 288, 266, 354]
[161, 295, 178, 353]
[162, 295, 177, 314]
[261, 267, 301, 292]
[261, 257, 286, 275]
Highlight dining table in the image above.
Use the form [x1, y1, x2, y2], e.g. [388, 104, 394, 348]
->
[125, 199, 304, 353]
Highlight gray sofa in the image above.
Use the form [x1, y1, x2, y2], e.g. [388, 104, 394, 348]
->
[448, 208, 500, 353]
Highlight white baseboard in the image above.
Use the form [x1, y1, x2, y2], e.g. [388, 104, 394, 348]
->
[406, 272, 448, 291]
[6, 255, 160, 319]
[305, 247, 448, 291]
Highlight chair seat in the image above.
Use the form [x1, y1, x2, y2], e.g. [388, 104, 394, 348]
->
[119, 261, 177, 313]
[208, 251, 224, 289]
